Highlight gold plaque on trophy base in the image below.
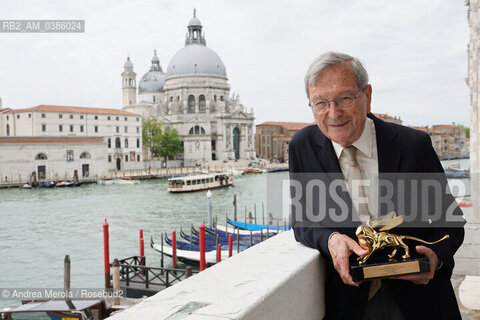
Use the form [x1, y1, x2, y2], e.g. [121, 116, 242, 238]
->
[350, 255, 430, 282]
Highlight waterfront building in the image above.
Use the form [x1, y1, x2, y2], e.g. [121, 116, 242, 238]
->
[0, 137, 107, 182]
[409, 123, 468, 159]
[121, 12, 256, 165]
[0, 105, 143, 181]
[255, 122, 312, 162]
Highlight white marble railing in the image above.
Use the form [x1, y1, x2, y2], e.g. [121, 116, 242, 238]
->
[107, 230, 325, 320]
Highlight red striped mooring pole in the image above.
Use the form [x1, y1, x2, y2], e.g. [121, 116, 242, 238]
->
[199, 224, 206, 271]
[139, 229, 144, 265]
[228, 234, 233, 257]
[103, 219, 110, 289]
[217, 244, 221, 262]
[172, 230, 177, 268]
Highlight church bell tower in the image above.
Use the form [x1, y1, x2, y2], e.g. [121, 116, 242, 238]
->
[122, 56, 137, 107]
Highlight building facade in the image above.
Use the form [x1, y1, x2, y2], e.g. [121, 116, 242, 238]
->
[121, 13, 256, 165]
[0, 137, 107, 182]
[409, 124, 468, 159]
[255, 122, 312, 162]
[0, 105, 143, 175]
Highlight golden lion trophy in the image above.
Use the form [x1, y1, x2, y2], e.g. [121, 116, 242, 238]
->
[349, 212, 449, 281]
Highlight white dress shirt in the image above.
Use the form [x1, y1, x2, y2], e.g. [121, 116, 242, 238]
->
[331, 117, 379, 218]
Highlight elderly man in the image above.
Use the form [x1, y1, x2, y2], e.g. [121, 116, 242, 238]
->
[288, 52, 465, 320]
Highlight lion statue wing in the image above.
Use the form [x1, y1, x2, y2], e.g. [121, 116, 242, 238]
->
[368, 211, 403, 232]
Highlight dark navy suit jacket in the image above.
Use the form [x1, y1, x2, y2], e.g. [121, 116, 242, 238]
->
[288, 113, 465, 320]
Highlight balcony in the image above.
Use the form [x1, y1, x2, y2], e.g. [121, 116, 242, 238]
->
[107, 230, 325, 319]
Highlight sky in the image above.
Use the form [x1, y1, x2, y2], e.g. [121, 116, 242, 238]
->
[0, 0, 471, 127]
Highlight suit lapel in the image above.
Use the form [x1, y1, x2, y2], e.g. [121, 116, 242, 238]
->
[313, 126, 342, 177]
[369, 113, 402, 174]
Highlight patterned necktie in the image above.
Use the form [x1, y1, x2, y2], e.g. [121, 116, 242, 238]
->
[343, 146, 370, 222]
[343, 145, 381, 300]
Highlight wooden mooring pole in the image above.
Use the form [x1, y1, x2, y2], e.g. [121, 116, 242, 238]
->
[112, 259, 120, 306]
[233, 194, 237, 222]
[185, 266, 192, 279]
[64, 255, 70, 294]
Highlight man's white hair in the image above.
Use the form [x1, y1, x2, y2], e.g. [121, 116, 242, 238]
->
[304, 51, 369, 99]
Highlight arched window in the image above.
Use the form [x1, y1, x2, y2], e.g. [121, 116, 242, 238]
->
[115, 137, 121, 148]
[136, 138, 140, 148]
[125, 138, 129, 148]
[199, 95, 206, 111]
[220, 95, 224, 101]
[108, 138, 111, 148]
[80, 152, 91, 159]
[188, 95, 195, 113]
[6, 124, 9, 136]
[189, 125, 206, 135]
[35, 153, 47, 160]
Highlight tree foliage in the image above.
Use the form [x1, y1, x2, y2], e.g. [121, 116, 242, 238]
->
[142, 118, 163, 158]
[459, 125, 470, 139]
[142, 118, 183, 161]
[160, 129, 183, 161]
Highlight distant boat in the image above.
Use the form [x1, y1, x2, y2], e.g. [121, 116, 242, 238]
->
[97, 177, 139, 185]
[168, 172, 234, 193]
[242, 168, 264, 174]
[116, 177, 140, 184]
[445, 167, 470, 179]
[0, 299, 110, 319]
[39, 181, 56, 188]
[21, 184, 32, 189]
[56, 181, 74, 187]
[150, 236, 242, 266]
[227, 218, 291, 231]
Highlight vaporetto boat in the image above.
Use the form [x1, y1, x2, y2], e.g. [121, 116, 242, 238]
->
[167, 172, 234, 193]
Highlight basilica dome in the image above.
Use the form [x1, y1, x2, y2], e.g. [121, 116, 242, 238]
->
[166, 45, 227, 79]
[166, 15, 227, 80]
[139, 50, 166, 93]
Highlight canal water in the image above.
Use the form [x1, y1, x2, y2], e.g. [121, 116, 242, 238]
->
[0, 172, 284, 308]
[0, 159, 470, 308]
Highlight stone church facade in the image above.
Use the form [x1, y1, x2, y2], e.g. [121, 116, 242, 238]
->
[122, 13, 256, 165]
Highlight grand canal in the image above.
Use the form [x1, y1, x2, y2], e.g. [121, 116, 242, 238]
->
[0, 159, 470, 308]
[0, 172, 287, 308]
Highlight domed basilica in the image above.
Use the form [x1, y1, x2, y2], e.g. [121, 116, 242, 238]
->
[122, 12, 256, 165]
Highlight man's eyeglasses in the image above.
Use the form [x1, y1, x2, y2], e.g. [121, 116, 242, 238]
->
[309, 89, 363, 114]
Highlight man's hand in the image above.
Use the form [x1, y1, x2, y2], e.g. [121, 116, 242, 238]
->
[391, 245, 439, 285]
[328, 233, 368, 287]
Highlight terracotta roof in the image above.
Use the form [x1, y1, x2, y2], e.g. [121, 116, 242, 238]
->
[274, 133, 287, 137]
[409, 126, 428, 132]
[5, 105, 139, 116]
[373, 113, 400, 120]
[0, 137, 104, 144]
[256, 121, 313, 131]
[432, 124, 457, 129]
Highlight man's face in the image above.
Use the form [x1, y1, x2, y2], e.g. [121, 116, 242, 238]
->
[308, 62, 372, 147]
